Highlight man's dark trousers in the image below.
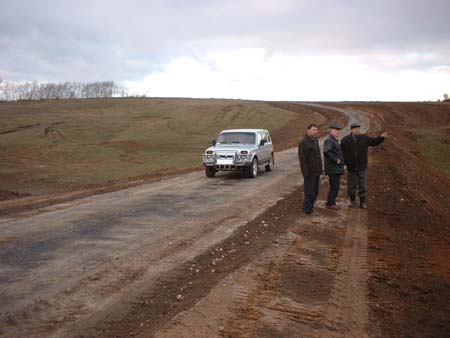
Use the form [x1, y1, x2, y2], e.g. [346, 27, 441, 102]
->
[326, 174, 341, 207]
[347, 170, 368, 198]
[303, 175, 320, 213]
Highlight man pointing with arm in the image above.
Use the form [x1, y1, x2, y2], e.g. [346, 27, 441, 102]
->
[341, 123, 388, 209]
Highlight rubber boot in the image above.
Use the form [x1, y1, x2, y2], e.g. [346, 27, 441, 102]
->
[360, 196, 367, 209]
[349, 195, 356, 208]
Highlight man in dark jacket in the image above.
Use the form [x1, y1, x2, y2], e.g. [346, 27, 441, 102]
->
[323, 123, 345, 210]
[341, 123, 388, 208]
[298, 123, 323, 214]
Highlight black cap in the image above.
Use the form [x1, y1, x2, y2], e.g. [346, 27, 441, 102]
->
[329, 123, 342, 130]
[350, 123, 361, 129]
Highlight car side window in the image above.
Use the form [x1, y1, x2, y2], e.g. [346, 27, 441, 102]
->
[261, 132, 268, 142]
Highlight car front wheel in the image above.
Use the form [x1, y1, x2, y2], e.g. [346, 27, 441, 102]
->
[205, 166, 216, 177]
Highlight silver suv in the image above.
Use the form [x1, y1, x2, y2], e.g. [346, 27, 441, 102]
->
[203, 129, 274, 178]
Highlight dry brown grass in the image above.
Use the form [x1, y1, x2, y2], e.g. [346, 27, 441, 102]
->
[0, 98, 326, 196]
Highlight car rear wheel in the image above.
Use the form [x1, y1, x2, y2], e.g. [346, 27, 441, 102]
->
[265, 153, 274, 171]
[205, 166, 216, 177]
[248, 157, 258, 178]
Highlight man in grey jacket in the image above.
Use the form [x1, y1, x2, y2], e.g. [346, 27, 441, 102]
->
[323, 123, 345, 210]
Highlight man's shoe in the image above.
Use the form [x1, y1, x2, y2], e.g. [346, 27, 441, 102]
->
[327, 205, 341, 210]
[303, 209, 319, 215]
[349, 195, 356, 208]
[360, 197, 367, 209]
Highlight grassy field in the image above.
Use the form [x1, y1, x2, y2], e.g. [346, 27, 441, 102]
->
[409, 127, 450, 180]
[0, 98, 326, 196]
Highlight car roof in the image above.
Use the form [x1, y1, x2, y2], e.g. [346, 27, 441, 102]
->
[220, 129, 268, 133]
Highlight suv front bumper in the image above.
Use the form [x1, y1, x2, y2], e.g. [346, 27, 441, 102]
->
[203, 160, 252, 171]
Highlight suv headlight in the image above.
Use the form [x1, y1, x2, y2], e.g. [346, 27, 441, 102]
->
[235, 150, 248, 162]
[204, 151, 216, 162]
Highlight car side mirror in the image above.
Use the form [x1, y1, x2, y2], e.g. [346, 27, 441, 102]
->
[212, 139, 216, 146]
[259, 139, 266, 146]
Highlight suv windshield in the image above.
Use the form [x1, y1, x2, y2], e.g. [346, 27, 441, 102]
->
[217, 132, 256, 145]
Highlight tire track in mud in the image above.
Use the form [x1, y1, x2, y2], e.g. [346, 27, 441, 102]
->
[321, 208, 369, 338]
[153, 196, 373, 338]
[223, 202, 371, 338]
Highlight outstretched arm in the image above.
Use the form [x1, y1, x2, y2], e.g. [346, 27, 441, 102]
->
[368, 132, 388, 146]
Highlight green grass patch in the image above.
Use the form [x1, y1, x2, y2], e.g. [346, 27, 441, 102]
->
[408, 127, 450, 179]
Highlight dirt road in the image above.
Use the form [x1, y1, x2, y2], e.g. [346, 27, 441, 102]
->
[0, 105, 370, 337]
[148, 105, 375, 338]
[152, 198, 371, 338]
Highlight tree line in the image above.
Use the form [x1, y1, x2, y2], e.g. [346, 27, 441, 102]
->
[0, 79, 129, 101]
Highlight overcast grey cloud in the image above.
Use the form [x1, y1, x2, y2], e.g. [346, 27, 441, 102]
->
[1, 0, 449, 99]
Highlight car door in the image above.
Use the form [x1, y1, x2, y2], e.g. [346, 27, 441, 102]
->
[265, 131, 273, 161]
[258, 132, 270, 163]
[255, 132, 264, 163]
[263, 131, 272, 162]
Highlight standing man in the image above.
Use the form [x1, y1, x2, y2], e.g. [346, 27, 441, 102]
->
[341, 123, 388, 209]
[298, 124, 323, 214]
[323, 123, 345, 210]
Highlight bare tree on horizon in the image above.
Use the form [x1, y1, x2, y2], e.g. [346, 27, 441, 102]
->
[0, 80, 128, 101]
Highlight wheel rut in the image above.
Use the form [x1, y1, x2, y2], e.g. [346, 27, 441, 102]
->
[152, 195, 373, 338]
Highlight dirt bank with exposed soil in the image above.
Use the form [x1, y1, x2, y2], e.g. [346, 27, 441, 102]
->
[337, 102, 450, 338]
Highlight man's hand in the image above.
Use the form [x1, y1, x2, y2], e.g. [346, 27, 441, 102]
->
[381, 132, 389, 138]
[337, 159, 341, 164]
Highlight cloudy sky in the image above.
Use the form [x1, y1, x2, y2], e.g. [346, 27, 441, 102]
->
[1, 0, 449, 101]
